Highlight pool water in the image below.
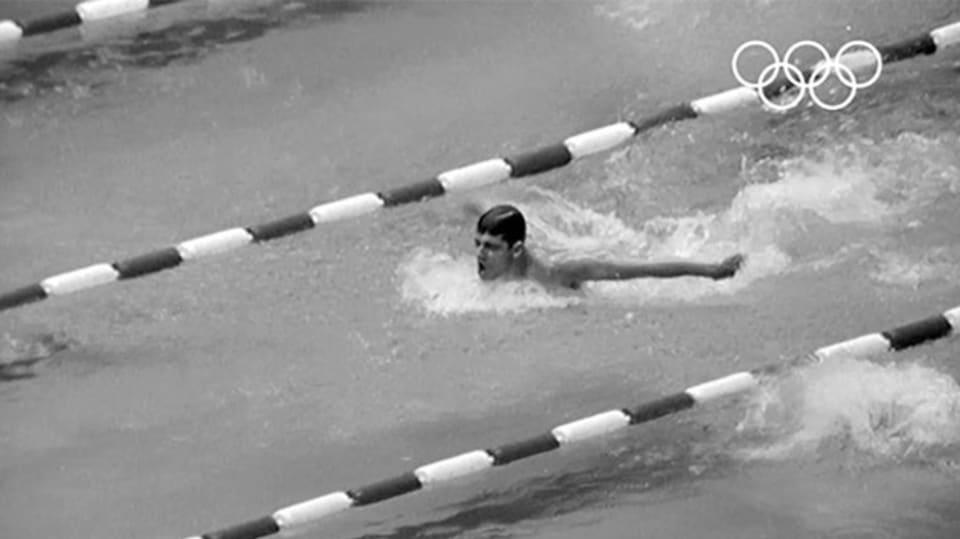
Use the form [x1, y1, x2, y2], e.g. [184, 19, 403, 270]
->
[1, 1, 959, 538]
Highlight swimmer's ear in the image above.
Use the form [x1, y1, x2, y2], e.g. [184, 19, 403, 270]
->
[510, 242, 525, 258]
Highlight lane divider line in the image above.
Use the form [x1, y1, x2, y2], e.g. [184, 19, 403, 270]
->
[181, 304, 960, 539]
[3, 20, 958, 313]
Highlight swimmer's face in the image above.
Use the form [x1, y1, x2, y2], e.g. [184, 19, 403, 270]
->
[475, 232, 521, 281]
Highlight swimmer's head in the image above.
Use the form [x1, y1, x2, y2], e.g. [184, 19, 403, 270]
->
[474, 205, 526, 281]
[477, 204, 526, 245]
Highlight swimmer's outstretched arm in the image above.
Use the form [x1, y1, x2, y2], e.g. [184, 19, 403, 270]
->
[553, 254, 744, 283]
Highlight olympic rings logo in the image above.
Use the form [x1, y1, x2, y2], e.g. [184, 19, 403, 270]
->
[731, 40, 883, 111]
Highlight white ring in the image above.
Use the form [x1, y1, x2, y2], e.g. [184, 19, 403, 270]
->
[731, 40, 781, 90]
[808, 62, 858, 111]
[758, 62, 806, 112]
[835, 39, 883, 88]
[782, 40, 832, 89]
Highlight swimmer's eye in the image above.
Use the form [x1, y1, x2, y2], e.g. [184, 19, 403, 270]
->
[475, 238, 504, 251]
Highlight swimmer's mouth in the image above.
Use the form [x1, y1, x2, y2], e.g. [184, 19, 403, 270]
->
[478, 261, 490, 279]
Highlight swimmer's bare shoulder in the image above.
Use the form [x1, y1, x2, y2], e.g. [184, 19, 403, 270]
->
[525, 256, 585, 290]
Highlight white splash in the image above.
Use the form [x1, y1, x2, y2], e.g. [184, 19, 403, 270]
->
[869, 249, 960, 290]
[728, 158, 892, 225]
[397, 248, 581, 315]
[398, 132, 959, 314]
[737, 357, 960, 460]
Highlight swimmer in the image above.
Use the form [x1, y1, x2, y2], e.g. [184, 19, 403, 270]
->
[472, 204, 744, 289]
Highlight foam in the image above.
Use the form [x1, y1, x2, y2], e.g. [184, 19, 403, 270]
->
[736, 357, 960, 460]
[397, 248, 581, 315]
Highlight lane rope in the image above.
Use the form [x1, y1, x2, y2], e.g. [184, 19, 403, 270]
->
[0, 0, 184, 43]
[182, 304, 960, 539]
[2, 17, 959, 313]
[4, 7, 959, 537]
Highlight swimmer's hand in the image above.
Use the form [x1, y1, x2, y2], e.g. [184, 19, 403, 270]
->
[711, 253, 745, 280]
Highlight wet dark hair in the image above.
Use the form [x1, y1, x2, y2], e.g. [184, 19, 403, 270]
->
[477, 204, 526, 246]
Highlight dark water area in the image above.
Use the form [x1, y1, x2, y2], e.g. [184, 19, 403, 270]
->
[1, 1, 960, 538]
[0, 0, 378, 102]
